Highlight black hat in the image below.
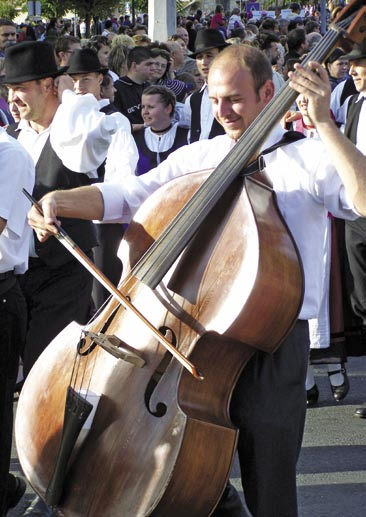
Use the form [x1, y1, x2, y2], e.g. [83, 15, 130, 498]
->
[343, 38, 366, 61]
[66, 48, 108, 75]
[325, 47, 346, 64]
[3, 41, 66, 84]
[190, 29, 230, 58]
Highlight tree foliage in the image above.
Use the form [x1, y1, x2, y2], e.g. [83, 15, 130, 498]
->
[0, 0, 21, 20]
[40, 0, 74, 19]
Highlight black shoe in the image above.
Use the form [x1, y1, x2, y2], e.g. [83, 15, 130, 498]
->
[23, 495, 55, 516]
[328, 365, 350, 402]
[5, 475, 26, 511]
[354, 407, 366, 419]
[307, 384, 319, 406]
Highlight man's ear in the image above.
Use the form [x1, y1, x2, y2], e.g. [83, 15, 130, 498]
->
[259, 79, 275, 104]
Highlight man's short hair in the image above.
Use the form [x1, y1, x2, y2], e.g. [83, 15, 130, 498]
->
[54, 35, 80, 55]
[287, 28, 306, 51]
[256, 31, 280, 52]
[126, 46, 152, 68]
[0, 18, 15, 27]
[210, 44, 273, 97]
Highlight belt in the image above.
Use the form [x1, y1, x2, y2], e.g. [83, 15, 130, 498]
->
[0, 270, 15, 281]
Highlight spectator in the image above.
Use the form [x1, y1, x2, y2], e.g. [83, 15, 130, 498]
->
[285, 28, 309, 63]
[54, 35, 81, 67]
[86, 35, 111, 69]
[113, 46, 155, 131]
[209, 4, 227, 38]
[256, 31, 285, 93]
[66, 48, 138, 308]
[150, 47, 194, 102]
[325, 47, 350, 91]
[133, 85, 189, 175]
[180, 29, 229, 142]
[228, 7, 244, 33]
[0, 19, 17, 57]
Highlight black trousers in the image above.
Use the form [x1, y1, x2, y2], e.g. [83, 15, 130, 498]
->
[345, 218, 366, 327]
[0, 280, 27, 515]
[213, 320, 309, 517]
[19, 254, 93, 378]
[92, 223, 125, 310]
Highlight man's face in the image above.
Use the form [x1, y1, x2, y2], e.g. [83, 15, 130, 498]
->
[59, 42, 82, 66]
[71, 72, 102, 98]
[267, 42, 280, 66]
[171, 45, 185, 70]
[349, 58, 366, 92]
[208, 62, 274, 141]
[175, 37, 188, 58]
[134, 58, 156, 82]
[176, 28, 189, 46]
[7, 80, 49, 122]
[0, 25, 17, 51]
[196, 48, 220, 81]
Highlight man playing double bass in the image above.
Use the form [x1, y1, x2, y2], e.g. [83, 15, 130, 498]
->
[29, 44, 365, 516]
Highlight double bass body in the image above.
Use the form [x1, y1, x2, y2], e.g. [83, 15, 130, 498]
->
[15, 170, 303, 516]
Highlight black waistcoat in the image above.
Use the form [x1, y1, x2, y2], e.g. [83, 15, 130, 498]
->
[7, 124, 97, 268]
[189, 89, 225, 143]
[344, 94, 364, 144]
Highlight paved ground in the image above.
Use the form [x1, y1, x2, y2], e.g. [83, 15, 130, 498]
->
[8, 356, 366, 516]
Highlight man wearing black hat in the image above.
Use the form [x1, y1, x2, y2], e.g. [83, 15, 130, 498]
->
[3, 42, 99, 515]
[180, 28, 230, 142]
[334, 39, 366, 419]
[66, 48, 138, 308]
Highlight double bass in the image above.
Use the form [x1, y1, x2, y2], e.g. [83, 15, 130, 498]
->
[16, 3, 366, 515]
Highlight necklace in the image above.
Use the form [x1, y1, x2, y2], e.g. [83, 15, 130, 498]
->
[150, 123, 172, 135]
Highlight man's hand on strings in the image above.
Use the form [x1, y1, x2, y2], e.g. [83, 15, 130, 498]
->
[288, 61, 332, 125]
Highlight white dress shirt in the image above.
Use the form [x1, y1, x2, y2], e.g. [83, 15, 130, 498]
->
[97, 126, 358, 320]
[0, 128, 35, 274]
[180, 84, 215, 142]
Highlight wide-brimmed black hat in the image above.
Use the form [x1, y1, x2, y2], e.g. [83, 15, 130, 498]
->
[3, 41, 67, 84]
[343, 38, 366, 61]
[66, 48, 108, 75]
[190, 29, 230, 58]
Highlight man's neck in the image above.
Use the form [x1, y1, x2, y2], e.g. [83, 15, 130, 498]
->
[28, 103, 59, 133]
[127, 72, 145, 85]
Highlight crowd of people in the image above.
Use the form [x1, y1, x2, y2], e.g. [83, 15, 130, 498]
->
[0, 1, 365, 516]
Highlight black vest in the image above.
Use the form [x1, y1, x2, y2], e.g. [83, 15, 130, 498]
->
[93, 103, 122, 182]
[344, 94, 364, 145]
[133, 126, 189, 175]
[7, 124, 97, 268]
[189, 88, 225, 143]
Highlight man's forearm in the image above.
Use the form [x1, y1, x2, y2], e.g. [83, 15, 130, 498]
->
[43, 186, 104, 221]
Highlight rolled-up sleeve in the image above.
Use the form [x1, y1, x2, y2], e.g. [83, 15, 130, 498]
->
[50, 90, 124, 173]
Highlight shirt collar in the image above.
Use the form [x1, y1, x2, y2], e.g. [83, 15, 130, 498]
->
[18, 118, 51, 135]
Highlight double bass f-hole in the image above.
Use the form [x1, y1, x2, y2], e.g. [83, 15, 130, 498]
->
[145, 326, 177, 417]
